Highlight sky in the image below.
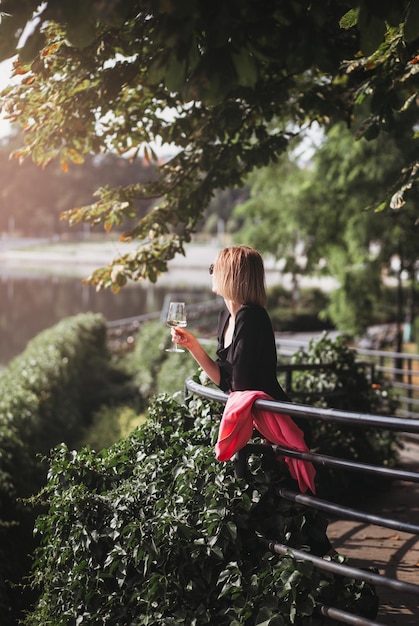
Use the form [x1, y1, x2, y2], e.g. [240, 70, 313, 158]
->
[0, 58, 15, 137]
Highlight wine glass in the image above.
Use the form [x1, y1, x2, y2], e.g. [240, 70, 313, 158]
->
[165, 301, 187, 352]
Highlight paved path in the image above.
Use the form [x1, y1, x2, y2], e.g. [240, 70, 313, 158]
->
[327, 439, 419, 624]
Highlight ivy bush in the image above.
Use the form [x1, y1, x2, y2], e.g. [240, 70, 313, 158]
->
[123, 320, 172, 399]
[25, 394, 378, 625]
[290, 334, 401, 497]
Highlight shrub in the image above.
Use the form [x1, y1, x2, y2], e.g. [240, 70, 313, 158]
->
[25, 394, 378, 625]
[156, 351, 198, 396]
[0, 313, 135, 625]
[290, 334, 401, 497]
[124, 320, 214, 402]
[123, 320, 171, 399]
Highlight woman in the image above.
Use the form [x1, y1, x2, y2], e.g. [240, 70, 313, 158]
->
[172, 244, 336, 556]
[170, 244, 311, 445]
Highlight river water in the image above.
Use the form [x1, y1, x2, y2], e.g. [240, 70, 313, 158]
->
[0, 268, 214, 367]
[0, 240, 228, 367]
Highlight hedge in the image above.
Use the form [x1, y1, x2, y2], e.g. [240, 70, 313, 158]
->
[0, 313, 135, 625]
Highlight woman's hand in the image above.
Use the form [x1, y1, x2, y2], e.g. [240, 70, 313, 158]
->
[170, 327, 197, 351]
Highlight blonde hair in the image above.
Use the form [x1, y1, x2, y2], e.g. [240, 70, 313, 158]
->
[213, 245, 267, 307]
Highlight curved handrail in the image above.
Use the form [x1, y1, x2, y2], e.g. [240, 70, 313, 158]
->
[184, 377, 419, 613]
[184, 378, 419, 433]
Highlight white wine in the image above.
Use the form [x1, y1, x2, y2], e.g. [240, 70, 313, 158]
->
[165, 301, 187, 352]
[167, 320, 187, 328]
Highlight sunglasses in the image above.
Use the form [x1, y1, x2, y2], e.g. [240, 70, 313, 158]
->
[209, 263, 214, 275]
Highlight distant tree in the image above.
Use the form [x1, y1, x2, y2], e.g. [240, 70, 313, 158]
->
[304, 120, 418, 339]
[0, 1, 418, 289]
[202, 187, 249, 239]
[0, 134, 155, 236]
[233, 152, 310, 303]
[236, 122, 418, 337]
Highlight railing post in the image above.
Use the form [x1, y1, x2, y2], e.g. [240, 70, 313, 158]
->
[408, 366, 413, 417]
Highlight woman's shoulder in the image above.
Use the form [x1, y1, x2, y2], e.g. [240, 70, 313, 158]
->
[237, 304, 270, 323]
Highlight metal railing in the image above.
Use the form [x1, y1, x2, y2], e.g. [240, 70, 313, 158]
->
[184, 377, 419, 626]
[275, 336, 419, 421]
[357, 346, 419, 420]
[107, 297, 222, 338]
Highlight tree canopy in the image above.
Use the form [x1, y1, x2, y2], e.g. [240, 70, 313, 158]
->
[0, 0, 418, 289]
[235, 118, 419, 336]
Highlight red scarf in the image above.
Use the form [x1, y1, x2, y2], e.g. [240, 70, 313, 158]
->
[215, 390, 316, 494]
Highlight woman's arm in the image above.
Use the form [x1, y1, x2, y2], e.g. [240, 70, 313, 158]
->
[170, 327, 221, 386]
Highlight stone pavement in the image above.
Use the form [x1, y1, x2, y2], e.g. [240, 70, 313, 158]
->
[327, 439, 419, 625]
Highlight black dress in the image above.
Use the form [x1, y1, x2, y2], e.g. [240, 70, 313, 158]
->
[215, 304, 312, 446]
[215, 305, 333, 555]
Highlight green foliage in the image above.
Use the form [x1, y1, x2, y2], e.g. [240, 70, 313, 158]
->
[268, 287, 333, 334]
[324, 263, 383, 337]
[123, 320, 172, 398]
[156, 353, 197, 398]
[290, 334, 400, 496]
[234, 154, 312, 274]
[291, 334, 398, 415]
[25, 394, 378, 625]
[0, 312, 136, 625]
[123, 319, 205, 401]
[237, 119, 419, 337]
[0, 313, 124, 494]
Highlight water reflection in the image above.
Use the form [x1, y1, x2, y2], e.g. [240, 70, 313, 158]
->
[0, 274, 212, 366]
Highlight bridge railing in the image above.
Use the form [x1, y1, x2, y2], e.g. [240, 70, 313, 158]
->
[184, 377, 419, 626]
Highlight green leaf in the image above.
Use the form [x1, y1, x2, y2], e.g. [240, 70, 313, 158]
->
[232, 48, 258, 87]
[339, 8, 359, 30]
[66, 21, 97, 49]
[163, 54, 187, 93]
